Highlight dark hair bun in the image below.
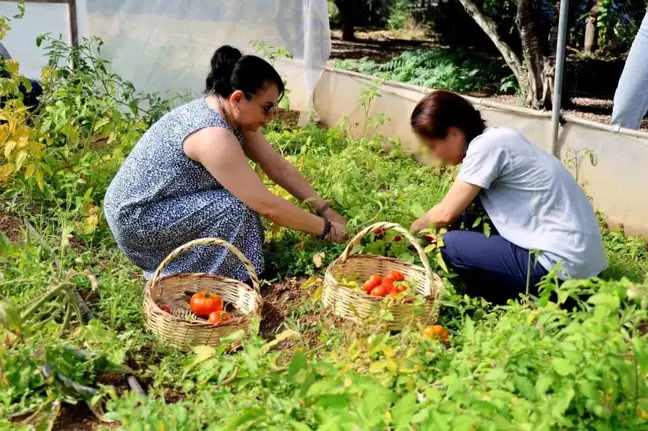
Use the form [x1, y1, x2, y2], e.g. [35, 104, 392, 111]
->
[206, 45, 243, 96]
[204, 45, 285, 101]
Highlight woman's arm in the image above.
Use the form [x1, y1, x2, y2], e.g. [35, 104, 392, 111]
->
[411, 179, 481, 232]
[184, 127, 345, 241]
[242, 131, 347, 225]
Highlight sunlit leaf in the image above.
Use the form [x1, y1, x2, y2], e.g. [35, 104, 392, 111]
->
[436, 253, 449, 273]
[3, 140, 16, 158]
[313, 252, 325, 268]
[552, 358, 576, 376]
[24, 163, 35, 179]
[14, 150, 28, 171]
[0, 163, 15, 181]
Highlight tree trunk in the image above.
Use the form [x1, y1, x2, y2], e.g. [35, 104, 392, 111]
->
[335, 0, 356, 41]
[516, 0, 552, 109]
[459, 0, 525, 88]
[584, 0, 599, 54]
[457, 0, 526, 91]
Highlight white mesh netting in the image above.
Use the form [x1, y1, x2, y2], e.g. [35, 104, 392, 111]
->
[2, 0, 331, 109]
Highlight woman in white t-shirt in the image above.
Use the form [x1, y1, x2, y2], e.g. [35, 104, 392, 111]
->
[409, 90, 607, 304]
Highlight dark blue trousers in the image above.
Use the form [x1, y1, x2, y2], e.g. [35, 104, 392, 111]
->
[440, 207, 549, 304]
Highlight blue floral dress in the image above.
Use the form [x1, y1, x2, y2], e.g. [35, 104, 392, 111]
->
[104, 97, 264, 281]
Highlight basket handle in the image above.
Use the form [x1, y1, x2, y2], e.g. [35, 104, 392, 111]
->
[149, 237, 260, 294]
[335, 222, 441, 301]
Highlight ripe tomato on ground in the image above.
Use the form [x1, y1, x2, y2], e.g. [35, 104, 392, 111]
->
[423, 325, 449, 342]
[370, 285, 389, 297]
[190, 291, 224, 317]
[385, 270, 405, 283]
[363, 274, 382, 293]
[208, 311, 232, 324]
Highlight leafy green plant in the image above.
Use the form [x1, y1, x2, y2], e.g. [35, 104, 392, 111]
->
[250, 40, 293, 112]
[333, 49, 518, 95]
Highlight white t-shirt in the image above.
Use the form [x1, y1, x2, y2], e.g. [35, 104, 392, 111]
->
[457, 127, 607, 280]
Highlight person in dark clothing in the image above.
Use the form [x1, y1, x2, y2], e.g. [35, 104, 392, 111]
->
[0, 42, 43, 112]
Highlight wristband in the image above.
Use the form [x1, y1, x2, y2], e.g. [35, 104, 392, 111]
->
[318, 217, 331, 240]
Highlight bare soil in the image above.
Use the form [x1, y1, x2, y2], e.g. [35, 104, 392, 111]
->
[0, 211, 21, 242]
[52, 403, 118, 431]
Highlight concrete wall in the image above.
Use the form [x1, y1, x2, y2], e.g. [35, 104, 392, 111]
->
[311, 68, 648, 237]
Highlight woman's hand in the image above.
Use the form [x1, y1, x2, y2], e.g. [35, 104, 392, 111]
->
[324, 207, 347, 226]
[327, 221, 347, 243]
[411, 214, 431, 233]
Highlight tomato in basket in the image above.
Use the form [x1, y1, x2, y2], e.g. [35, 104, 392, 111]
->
[190, 290, 224, 317]
[363, 274, 382, 293]
[385, 270, 405, 283]
[208, 311, 232, 324]
[370, 284, 389, 297]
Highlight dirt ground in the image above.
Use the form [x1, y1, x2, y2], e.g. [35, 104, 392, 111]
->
[0, 211, 21, 242]
[329, 29, 648, 131]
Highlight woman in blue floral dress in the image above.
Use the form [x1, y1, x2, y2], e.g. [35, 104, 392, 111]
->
[104, 45, 346, 283]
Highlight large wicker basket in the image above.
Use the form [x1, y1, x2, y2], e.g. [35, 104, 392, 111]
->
[143, 238, 262, 351]
[322, 222, 444, 331]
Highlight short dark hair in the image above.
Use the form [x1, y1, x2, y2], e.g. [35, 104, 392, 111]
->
[205, 45, 285, 101]
[410, 90, 486, 144]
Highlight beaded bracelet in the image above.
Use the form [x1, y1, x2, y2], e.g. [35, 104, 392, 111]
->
[318, 217, 331, 240]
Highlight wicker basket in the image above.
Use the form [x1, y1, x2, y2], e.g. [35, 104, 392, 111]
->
[143, 238, 262, 351]
[322, 222, 444, 331]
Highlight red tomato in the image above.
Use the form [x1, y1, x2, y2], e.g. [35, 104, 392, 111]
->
[388, 290, 399, 300]
[423, 325, 449, 342]
[393, 235, 402, 242]
[425, 235, 436, 244]
[208, 311, 232, 324]
[380, 278, 395, 292]
[385, 270, 405, 283]
[162, 305, 171, 314]
[370, 285, 389, 297]
[190, 291, 224, 317]
[363, 274, 382, 293]
[374, 228, 386, 239]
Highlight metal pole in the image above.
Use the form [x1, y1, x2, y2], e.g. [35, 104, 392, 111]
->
[551, 0, 570, 156]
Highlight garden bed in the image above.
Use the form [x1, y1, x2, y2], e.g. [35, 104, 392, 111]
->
[1, 35, 648, 430]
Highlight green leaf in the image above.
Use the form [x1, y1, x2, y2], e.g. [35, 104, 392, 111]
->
[0, 299, 22, 334]
[288, 350, 308, 378]
[486, 367, 507, 382]
[423, 243, 436, 253]
[483, 223, 491, 237]
[514, 376, 536, 400]
[536, 373, 553, 395]
[472, 217, 482, 228]
[552, 358, 576, 376]
[410, 203, 425, 218]
[290, 421, 313, 431]
[392, 392, 417, 431]
[369, 360, 387, 374]
[587, 292, 620, 309]
[436, 253, 449, 273]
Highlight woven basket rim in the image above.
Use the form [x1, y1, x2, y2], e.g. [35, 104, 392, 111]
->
[144, 273, 261, 328]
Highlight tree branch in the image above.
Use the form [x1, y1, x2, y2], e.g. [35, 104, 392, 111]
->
[457, 0, 526, 86]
